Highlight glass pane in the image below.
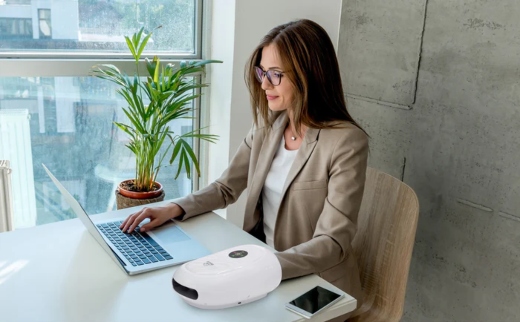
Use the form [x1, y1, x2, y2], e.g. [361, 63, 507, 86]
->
[38, 9, 51, 38]
[0, 0, 196, 53]
[38, 8, 50, 19]
[0, 18, 32, 38]
[0, 76, 194, 229]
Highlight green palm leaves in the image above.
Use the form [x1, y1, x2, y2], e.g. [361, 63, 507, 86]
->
[91, 27, 221, 192]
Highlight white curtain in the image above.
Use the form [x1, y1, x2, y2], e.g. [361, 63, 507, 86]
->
[0, 160, 14, 232]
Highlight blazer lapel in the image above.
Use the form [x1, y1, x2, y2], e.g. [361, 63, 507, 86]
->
[245, 113, 288, 215]
[280, 127, 320, 197]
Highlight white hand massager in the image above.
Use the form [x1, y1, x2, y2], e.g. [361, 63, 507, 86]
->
[172, 244, 282, 309]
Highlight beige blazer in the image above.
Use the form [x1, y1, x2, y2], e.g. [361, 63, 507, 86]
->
[175, 111, 368, 304]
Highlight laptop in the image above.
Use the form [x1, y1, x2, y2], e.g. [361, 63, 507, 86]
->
[42, 164, 211, 275]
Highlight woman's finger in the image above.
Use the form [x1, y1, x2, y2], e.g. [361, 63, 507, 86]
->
[119, 215, 132, 229]
[120, 209, 142, 231]
[126, 208, 151, 233]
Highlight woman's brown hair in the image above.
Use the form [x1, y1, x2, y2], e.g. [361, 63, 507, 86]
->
[245, 19, 366, 136]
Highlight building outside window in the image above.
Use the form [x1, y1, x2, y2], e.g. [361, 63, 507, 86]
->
[0, 0, 203, 229]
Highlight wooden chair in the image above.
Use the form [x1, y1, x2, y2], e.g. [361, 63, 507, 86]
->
[349, 167, 420, 322]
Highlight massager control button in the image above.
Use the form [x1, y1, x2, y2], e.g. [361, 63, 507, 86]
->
[228, 250, 248, 258]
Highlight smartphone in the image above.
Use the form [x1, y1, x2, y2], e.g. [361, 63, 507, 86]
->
[285, 285, 344, 319]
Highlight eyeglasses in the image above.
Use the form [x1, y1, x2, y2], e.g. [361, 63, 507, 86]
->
[254, 66, 284, 86]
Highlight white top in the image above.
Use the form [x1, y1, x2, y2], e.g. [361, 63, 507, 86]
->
[262, 137, 298, 247]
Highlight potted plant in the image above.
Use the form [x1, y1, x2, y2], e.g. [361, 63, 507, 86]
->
[91, 28, 221, 209]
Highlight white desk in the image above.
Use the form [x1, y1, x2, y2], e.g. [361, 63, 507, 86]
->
[0, 204, 357, 322]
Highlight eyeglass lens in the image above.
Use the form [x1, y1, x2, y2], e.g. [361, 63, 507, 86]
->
[254, 67, 282, 86]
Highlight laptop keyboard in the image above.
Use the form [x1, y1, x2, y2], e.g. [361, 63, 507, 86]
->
[97, 221, 173, 267]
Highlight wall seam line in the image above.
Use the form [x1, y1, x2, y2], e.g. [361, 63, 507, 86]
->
[346, 93, 412, 110]
[412, 0, 429, 105]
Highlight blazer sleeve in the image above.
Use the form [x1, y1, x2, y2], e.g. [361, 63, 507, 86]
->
[173, 126, 254, 220]
[275, 127, 369, 279]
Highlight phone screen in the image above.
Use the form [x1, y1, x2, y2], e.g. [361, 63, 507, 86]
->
[287, 286, 343, 315]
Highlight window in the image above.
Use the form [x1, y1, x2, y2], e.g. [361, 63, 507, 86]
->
[0, 0, 203, 229]
[0, 18, 32, 38]
[38, 9, 51, 38]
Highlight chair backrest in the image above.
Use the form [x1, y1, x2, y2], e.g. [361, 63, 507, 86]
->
[349, 167, 419, 322]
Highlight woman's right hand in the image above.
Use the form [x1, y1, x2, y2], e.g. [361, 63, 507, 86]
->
[119, 203, 185, 233]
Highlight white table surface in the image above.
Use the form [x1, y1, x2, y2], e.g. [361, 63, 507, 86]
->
[0, 203, 356, 322]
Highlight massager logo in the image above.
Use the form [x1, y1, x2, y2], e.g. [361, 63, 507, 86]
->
[203, 261, 214, 266]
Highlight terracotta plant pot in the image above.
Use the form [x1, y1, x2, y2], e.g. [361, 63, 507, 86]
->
[118, 179, 163, 199]
[116, 179, 165, 210]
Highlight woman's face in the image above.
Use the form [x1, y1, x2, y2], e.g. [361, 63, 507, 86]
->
[259, 44, 296, 112]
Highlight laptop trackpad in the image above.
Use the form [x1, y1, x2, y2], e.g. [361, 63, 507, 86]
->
[150, 223, 191, 247]
[146, 221, 211, 262]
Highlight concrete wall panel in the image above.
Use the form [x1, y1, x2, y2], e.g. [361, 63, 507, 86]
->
[347, 97, 412, 179]
[339, 0, 426, 106]
[339, 0, 520, 320]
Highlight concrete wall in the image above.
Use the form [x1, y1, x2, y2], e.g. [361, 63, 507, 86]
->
[338, 0, 520, 320]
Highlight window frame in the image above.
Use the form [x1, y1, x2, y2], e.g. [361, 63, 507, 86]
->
[0, 0, 206, 193]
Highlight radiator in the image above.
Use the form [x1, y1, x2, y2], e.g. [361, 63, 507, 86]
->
[0, 160, 14, 232]
[0, 109, 37, 229]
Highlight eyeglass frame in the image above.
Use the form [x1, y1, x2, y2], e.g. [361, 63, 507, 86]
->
[254, 66, 285, 86]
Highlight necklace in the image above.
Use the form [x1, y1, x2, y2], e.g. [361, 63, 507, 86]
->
[290, 129, 297, 141]
[287, 124, 297, 140]
[288, 123, 307, 141]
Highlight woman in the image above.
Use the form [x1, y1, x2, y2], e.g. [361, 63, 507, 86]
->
[121, 19, 368, 319]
